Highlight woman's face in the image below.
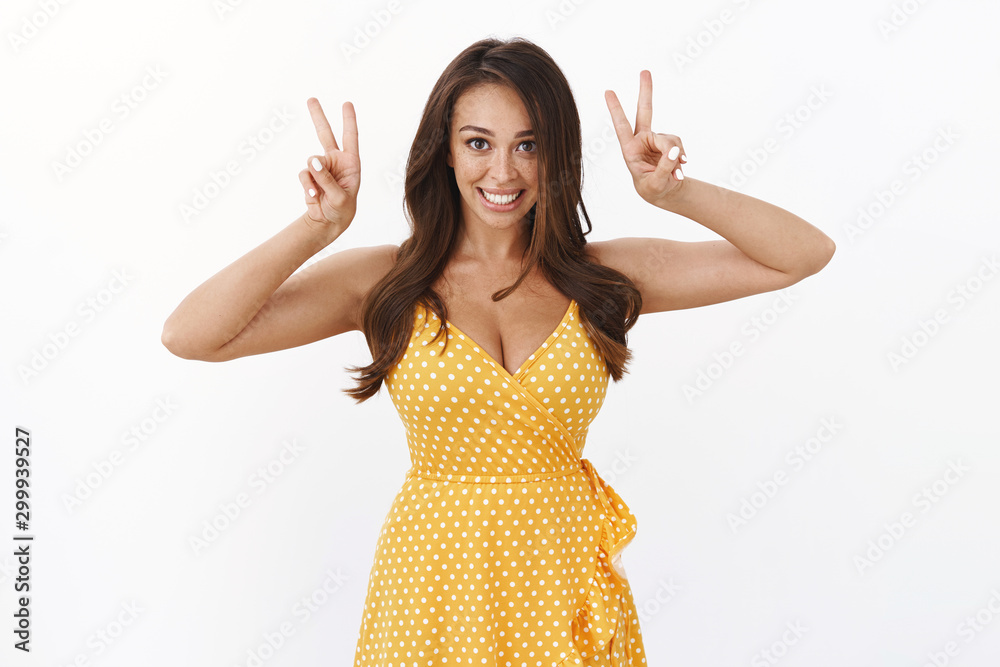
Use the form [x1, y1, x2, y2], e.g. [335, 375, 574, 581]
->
[447, 83, 538, 234]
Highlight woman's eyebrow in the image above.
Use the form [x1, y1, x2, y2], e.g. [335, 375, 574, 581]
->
[458, 125, 534, 138]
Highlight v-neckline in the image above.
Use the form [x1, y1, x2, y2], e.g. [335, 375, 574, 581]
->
[436, 299, 577, 382]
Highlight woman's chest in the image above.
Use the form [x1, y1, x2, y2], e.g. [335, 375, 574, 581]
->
[429, 266, 572, 377]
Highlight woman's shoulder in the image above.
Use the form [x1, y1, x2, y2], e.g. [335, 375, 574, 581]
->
[356, 243, 400, 292]
[374, 242, 400, 266]
[583, 239, 611, 266]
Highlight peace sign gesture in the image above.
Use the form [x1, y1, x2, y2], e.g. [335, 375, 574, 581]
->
[605, 70, 687, 207]
[299, 97, 361, 234]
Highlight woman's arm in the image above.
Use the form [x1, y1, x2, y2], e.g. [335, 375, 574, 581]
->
[597, 71, 835, 313]
[588, 185, 834, 314]
[161, 215, 342, 360]
[162, 97, 369, 360]
[652, 176, 835, 279]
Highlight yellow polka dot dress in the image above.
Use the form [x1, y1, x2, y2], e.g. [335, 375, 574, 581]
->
[353, 299, 645, 666]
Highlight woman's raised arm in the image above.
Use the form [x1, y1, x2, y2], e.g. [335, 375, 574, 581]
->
[600, 71, 835, 313]
[161, 98, 374, 360]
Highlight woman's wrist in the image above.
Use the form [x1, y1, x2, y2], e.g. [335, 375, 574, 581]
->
[296, 212, 345, 251]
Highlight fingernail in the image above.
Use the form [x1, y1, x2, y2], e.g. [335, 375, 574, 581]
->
[308, 188, 316, 197]
[675, 167, 684, 180]
[311, 157, 322, 171]
[680, 154, 687, 162]
[667, 145, 680, 160]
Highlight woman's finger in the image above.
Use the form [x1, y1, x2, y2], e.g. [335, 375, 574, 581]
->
[652, 133, 685, 164]
[341, 101, 359, 157]
[651, 134, 677, 180]
[307, 98, 340, 154]
[298, 169, 318, 201]
[635, 70, 653, 134]
[604, 89, 635, 155]
[308, 154, 347, 199]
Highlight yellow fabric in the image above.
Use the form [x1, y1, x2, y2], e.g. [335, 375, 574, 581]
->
[353, 298, 646, 666]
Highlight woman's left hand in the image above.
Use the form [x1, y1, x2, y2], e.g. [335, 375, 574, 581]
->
[605, 70, 687, 207]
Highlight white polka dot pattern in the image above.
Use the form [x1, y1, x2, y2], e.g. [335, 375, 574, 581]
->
[353, 299, 645, 666]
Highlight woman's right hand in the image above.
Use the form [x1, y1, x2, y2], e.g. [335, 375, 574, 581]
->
[299, 98, 361, 234]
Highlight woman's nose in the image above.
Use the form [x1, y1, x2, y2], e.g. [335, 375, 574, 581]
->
[490, 150, 517, 181]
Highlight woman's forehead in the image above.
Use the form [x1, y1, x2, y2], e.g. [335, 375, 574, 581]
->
[452, 84, 531, 130]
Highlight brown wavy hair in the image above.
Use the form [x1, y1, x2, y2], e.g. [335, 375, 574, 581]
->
[342, 36, 642, 403]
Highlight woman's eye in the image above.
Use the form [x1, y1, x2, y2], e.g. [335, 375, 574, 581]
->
[466, 138, 535, 153]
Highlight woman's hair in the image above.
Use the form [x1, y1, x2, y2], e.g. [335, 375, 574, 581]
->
[342, 36, 642, 403]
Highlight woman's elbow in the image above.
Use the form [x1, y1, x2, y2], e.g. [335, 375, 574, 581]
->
[160, 327, 214, 361]
[813, 235, 837, 273]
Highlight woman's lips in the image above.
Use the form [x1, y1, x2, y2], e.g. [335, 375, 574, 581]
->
[477, 187, 524, 211]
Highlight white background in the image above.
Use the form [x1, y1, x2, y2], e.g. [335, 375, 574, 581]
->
[2, 0, 999, 665]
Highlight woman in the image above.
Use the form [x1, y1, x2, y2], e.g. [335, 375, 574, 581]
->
[163, 37, 834, 666]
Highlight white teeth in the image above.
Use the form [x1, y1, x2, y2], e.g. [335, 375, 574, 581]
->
[481, 189, 521, 205]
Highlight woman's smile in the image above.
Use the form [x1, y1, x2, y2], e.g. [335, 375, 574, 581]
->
[477, 187, 525, 211]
